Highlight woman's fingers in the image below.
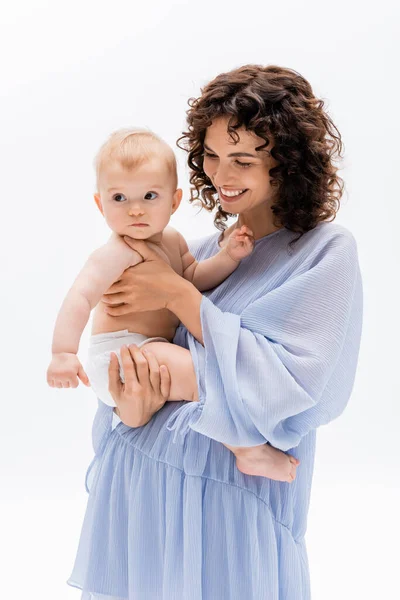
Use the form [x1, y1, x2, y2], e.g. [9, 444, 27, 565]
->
[103, 278, 122, 293]
[159, 365, 171, 399]
[118, 345, 139, 392]
[101, 291, 126, 305]
[128, 345, 149, 389]
[108, 352, 123, 398]
[142, 349, 160, 392]
[122, 237, 157, 261]
[104, 303, 132, 317]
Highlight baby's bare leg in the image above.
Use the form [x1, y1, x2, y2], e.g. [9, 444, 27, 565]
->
[141, 342, 199, 402]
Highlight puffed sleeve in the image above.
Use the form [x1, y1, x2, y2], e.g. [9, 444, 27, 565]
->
[166, 232, 363, 451]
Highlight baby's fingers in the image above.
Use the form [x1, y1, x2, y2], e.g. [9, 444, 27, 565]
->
[231, 234, 248, 244]
[78, 365, 91, 387]
[237, 225, 254, 236]
[53, 378, 71, 388]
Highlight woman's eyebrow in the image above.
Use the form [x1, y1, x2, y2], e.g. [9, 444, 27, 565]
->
[204, 143, 258, 158]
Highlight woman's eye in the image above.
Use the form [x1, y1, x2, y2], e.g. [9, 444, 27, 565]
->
[144, 191, 158, 200]
[203, 151, 218, 160]
[236, 161, 252, 168]
[112, 193, 127, 202]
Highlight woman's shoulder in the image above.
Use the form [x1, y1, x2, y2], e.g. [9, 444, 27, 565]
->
[298, 221, 359, 258]
[286, 221, 361, 281]
[186, 221, 358, 261]
[305, 220, 356, 243]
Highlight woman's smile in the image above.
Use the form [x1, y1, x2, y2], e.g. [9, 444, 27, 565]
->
[219, 187, 248, 201]
[220, 187, 246, 196]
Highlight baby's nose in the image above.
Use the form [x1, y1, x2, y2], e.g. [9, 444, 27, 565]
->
[128, 205, 145, 216]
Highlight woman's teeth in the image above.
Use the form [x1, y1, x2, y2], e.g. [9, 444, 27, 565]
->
[220, 188, 246, 197]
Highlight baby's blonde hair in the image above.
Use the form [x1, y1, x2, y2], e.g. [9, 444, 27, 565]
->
[94, 127, 178, 190]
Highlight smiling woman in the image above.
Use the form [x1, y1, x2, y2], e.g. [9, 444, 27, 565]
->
[179, 64, 343, 244]
[201, 118, 282, 238]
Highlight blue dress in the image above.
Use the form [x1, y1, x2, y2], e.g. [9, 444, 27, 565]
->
[68, 222, 363, 600]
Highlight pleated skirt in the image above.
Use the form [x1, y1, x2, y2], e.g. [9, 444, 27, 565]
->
[68, 401, 312, 600]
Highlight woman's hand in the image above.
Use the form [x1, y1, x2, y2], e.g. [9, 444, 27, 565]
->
[101, 238, 183, 316]
[103, 236, 205, 344]
[109, 344, 171, 427]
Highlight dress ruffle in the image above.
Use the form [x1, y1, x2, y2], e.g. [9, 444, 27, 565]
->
[68, 401, 311, 600]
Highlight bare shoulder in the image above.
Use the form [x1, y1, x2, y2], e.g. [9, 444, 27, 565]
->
[162, 226, 180, 244]
[163, 226, 188, 254]
[91, 232, 142, 268]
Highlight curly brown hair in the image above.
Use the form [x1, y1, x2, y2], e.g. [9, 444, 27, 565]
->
[177, 64, 344, 243]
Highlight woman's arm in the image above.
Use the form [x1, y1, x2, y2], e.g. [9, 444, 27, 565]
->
[166, 232, 363, 450]
[102, 233, 363, 452]
[168, 278, 204, 344]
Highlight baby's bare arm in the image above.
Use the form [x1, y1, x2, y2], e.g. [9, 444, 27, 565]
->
[51, 234, 142, 354]
[177, 232, 240, 292]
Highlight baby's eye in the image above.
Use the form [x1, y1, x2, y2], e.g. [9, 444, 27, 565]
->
[112, 193, 127, 202]
[144, 191, 158, 200]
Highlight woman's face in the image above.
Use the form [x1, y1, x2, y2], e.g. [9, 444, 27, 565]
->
[203, 116, 279, 216]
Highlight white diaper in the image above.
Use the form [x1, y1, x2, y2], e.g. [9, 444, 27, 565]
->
[86, 329, 169, 407]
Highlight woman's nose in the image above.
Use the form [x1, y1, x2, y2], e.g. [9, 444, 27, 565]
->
[212, 163, 233, 188]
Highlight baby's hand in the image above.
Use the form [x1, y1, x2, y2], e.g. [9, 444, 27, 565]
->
[225, 225, 255, 262]
[47, 353, 90, 389]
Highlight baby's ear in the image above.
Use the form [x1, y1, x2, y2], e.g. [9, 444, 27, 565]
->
[94, 193, 104, 215]
[171, 188, 183, 214]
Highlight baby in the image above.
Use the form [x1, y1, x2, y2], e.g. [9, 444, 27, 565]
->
[46, 128, 299, 483]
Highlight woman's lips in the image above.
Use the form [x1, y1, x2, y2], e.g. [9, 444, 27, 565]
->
[130, 224, 149, 227]
[218, 188, 248, 202]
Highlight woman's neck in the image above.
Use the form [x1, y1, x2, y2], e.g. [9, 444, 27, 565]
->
[235, 216, 282, 240]
[231, 201, 282, 240]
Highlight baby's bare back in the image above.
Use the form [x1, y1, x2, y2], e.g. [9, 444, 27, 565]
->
[91, 230, 183, 341]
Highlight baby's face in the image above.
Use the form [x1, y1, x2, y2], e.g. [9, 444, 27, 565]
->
[95, 158, 181, 241]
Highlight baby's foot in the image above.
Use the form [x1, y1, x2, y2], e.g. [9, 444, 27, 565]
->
[225, 443, 300, 482]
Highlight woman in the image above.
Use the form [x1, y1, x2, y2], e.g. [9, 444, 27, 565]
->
[68, 65, 363, 600]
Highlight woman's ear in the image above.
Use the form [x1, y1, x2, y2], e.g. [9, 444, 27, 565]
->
[171, 188, 183, 215]
[94, 193, 104, 216]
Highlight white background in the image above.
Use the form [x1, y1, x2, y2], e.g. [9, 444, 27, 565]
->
[1, 1, 398, 598]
